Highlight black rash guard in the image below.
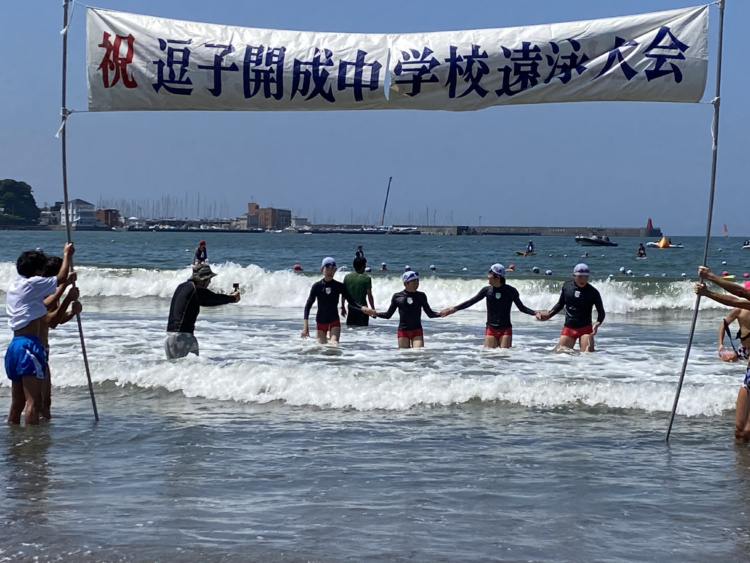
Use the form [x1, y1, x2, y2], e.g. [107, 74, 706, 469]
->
[166, 281, 234, 333]
[548, 280, 605, 328]
[304, 279, 362, 324]
[377, 290, 439, 331]
[455, 284, 535, 329]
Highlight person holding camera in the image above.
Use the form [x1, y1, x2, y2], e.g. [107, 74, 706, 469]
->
[165, 264, 240, 359]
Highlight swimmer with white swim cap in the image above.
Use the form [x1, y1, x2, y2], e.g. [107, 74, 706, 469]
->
[377, 271, 441, 348]
[538, 263, 605, 353]
[441, 264, 539, 348]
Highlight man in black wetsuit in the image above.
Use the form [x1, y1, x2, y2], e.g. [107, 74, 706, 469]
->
[441, 263, 539, 348]
[165, 264, 240, 359]
[539, 263, 605, 352]
[302, 257, 376, 344]
[377, 271, 440, 348]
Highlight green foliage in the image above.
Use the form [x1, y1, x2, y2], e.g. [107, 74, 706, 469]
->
[0, 179, 41, 224]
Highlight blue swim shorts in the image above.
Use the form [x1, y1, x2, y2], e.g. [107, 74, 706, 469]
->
[4, 335, 46, 382]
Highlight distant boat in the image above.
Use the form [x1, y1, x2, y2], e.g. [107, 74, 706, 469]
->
[575, 235, 618, 247]
[724, 224, 729, 238]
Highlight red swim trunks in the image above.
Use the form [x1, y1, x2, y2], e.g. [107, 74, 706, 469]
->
[397, 328, 424, 340]
[316, 319, 341, 332]
[485, 326, 512, 340]
[561, 325, 593, 339]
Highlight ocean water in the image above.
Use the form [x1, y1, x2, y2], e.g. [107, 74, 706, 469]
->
[1, 231, 750, 562]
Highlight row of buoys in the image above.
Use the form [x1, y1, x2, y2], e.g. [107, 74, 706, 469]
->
[288, 262, 750, 280]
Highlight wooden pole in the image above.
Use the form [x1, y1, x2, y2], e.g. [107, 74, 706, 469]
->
[666, 0, 725, 441]
[61, 0, 99, 421]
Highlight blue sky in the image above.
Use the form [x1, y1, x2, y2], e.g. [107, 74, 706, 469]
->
[1, 1, 748, 234]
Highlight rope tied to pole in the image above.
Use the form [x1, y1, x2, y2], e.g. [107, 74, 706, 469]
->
[54, 108, 74, 139]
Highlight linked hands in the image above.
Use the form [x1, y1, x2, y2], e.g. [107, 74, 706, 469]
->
[536, 310, 552, 321]
[360, 306, 377, 318]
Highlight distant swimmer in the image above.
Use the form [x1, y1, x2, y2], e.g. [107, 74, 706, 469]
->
[355, 245, 365, 259]
[538, 263, 605, 353]
[430, 265, 436, 271]
[637, 243, 647, 258]
[377, 271, 440, 348]
[302, 257, 375, 344]
[293, 264, 303, 272]
[441, 263, 538, 348]
[525, 240, 534, 256]
[165, 264, 240, 360]
[696, 267, 750, 440]
[404, 265, 411, 272]
[341, 257, 375, 327]
[381, 262, 387, 271]
[193, 240, 207, 264]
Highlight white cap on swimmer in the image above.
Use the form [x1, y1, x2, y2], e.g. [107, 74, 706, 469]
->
[321, 256, 336, 268]
[488, 263, 505, 277]
[574, 263, 590, 276]
[402, 271, 419, 283]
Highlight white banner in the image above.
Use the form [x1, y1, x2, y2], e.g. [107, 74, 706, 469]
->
[387, 6, 708, 110]
[87, 6, 708, 112]
[86, 8, 390, 111]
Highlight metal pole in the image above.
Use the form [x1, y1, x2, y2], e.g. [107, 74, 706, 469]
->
[61, 0, 99, 421]
[666, 0, 725, 441]
[380, 177, 392, 226]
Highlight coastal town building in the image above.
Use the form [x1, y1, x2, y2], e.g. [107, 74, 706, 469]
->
[246, 201, 292, 230]
[95, 208, 121, 228]
[60, 198, 99, 227]
[39, 202, 62, 226]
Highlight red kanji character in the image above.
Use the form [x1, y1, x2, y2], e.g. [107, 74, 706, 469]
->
[98, 32, 138, 89]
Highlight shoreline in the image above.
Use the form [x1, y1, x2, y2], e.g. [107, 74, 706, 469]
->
[3, 224, 663, 237]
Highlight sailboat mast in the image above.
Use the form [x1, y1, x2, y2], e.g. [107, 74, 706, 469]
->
[380, 177, 392, 226]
